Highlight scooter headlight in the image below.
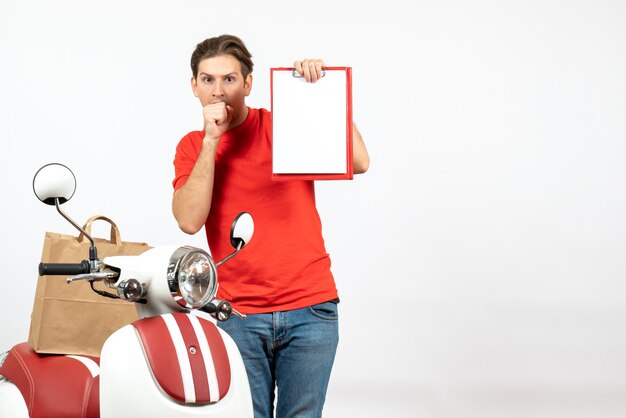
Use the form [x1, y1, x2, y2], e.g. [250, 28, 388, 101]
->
[168, 246, 217, 308]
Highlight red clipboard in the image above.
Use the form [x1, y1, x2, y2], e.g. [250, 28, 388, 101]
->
[270, 67, 353, 181]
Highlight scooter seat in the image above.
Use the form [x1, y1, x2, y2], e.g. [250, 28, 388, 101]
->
[0, 342, 100, 418]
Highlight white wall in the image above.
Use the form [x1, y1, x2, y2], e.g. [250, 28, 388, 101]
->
[2, 1, 626, 417]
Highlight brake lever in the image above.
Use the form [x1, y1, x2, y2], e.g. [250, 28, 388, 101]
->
[66, 271, 118, 284]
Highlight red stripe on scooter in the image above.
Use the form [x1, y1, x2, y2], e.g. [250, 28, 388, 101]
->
[172, 313, 211, 403]
[133, 316, 185, 402]
[199, 318, 231, 400]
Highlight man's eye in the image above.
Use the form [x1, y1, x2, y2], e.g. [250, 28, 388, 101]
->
[203, 77, 212, 83]
[226, 76, 234, 82]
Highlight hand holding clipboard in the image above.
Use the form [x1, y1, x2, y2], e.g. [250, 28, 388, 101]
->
[271, 61, 353, 180]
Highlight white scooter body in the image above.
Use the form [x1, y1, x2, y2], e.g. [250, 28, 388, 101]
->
[0, 378, 29, 418]
[99, 246, 253, 417]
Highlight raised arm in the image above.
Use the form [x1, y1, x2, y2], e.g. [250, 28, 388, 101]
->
[172, 102, 233, 234]
[172, 140, 217, 235]
[352, 123, 369, 174]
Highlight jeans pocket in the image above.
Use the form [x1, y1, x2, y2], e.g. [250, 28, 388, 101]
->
[307, 301, 339, 321]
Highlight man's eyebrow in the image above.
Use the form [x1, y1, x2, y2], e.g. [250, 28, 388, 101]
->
[199, 72, 238, 77]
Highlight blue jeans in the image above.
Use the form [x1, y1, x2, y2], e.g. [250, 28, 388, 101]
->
[217, 301, 339, 418]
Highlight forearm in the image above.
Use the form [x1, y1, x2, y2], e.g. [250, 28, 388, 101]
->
[352, 123, 369, 174]
[172, 140, 218, 234]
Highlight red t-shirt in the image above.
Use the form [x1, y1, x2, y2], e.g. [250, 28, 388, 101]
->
[173, 107, 337, 314]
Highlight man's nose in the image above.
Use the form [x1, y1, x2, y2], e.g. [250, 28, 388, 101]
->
[212, 81, 225, 96]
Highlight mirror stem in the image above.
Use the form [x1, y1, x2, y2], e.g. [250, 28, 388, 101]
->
[55, 198, 98, 261]
[215, 242, 243, 267]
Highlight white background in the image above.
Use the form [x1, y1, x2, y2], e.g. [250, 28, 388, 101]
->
[2, 1, 626, 417]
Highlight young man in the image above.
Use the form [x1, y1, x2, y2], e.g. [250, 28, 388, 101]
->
[172, 34, 369, 418]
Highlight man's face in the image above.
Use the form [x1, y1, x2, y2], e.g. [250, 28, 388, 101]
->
[191, 54, 252, 110]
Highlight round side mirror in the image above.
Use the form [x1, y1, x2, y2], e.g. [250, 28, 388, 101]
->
[230, 212, 254, 249]
[33, 163, 76, 205]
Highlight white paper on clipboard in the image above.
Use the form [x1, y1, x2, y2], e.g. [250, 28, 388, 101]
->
[271, 68, 350, 175]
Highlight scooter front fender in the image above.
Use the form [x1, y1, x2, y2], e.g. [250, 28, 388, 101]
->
[100, 314, 253, 417]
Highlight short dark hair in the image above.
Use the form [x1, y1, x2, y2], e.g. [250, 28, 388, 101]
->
[190, 34, 254, 79]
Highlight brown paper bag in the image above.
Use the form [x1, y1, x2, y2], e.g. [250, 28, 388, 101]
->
[28, 215, 151, 357]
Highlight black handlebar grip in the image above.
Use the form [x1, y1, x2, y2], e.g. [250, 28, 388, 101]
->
[39, 260, 91, 276]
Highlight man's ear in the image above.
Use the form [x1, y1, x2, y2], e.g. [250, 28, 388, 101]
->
[191, 76, 199, 97]
[244, 74, 253, 96]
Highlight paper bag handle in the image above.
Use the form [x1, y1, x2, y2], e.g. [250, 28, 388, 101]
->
[78, 215, 122, 245]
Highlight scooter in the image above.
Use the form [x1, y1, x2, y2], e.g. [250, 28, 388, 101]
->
[0, 163, 254, 417]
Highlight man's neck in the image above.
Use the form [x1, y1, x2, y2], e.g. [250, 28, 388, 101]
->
[230, 106, 249, 130]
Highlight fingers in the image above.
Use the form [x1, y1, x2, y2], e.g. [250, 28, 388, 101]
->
[202, 102, 231, 139]
[293, 58, 326, 83]
[203, 102, 228, 125]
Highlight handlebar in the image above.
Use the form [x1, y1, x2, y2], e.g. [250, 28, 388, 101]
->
[39, 260, 91, 276]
